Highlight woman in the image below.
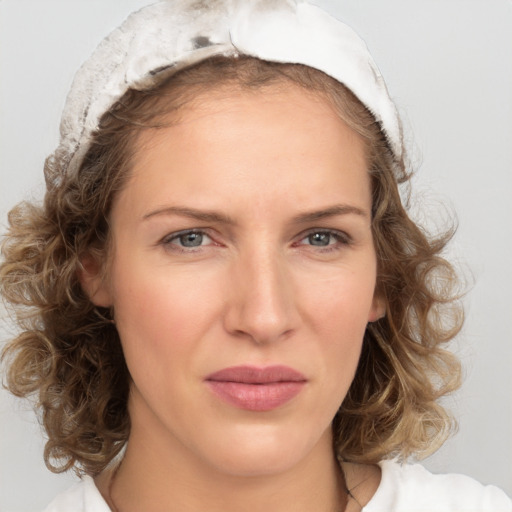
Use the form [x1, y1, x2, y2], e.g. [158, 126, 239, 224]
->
[1, 1, 510, 511]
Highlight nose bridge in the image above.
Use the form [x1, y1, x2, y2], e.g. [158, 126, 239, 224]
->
[225, 240, 296, 344]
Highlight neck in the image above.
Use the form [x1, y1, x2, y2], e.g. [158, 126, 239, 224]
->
[103, 406, 347, 512]
[110, 442, 346, 512]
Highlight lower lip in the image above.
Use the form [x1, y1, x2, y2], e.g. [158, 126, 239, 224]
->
[206, 381, 305, 411]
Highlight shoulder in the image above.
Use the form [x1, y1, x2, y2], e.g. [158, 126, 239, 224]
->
[363, 460, 512, 512]
[42, 475, 110, 512]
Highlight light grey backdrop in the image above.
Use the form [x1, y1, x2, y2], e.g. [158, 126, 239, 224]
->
[1, 1, 511, 510]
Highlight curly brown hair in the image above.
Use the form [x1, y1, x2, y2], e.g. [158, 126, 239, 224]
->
[0, 56, 462, 476]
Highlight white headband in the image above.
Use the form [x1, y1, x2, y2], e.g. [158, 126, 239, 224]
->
[53, 0, 402, 180]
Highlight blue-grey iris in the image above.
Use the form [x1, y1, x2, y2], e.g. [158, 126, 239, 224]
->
[180, 232, 203, 247]
[309, 233, 331, 246]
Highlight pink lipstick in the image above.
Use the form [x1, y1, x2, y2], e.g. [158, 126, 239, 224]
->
[205, 365, 306, 411]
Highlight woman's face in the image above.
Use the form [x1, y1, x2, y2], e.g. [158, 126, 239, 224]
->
[87, 84, 384, 477]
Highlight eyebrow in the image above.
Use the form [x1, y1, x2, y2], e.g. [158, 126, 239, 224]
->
[142, 203, 368, 224]
[291, 204, 369, 223]
[143, 206, 235, 224]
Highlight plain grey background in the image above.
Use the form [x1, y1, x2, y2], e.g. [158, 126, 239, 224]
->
[1, 1, 511, 510]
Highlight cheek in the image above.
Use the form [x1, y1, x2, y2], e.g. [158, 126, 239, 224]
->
[301, 267, 376, 372]
[290, 272, 373, 428]
[302, 263, 377, 328]
[109, 254, 223, 367]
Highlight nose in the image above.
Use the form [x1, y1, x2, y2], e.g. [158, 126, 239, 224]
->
[223, 245, 298, 345]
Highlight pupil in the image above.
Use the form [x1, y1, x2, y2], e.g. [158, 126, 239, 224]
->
[180, 232, 203, 247]
[309, 232, 330, 246]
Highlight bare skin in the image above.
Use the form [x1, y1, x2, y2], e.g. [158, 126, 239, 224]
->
[86, 83, 383, 512]
[95, 460, 380, 512]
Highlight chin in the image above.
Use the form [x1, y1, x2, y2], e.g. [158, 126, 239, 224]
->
[199, 423, 332, 478]
[211, 447, 303, 478]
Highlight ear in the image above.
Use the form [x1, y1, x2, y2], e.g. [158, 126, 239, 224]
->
[368, 294, 386, 323]
[78, 253, 112, 307]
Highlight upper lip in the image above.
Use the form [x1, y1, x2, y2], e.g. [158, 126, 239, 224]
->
[205, 365, 307, 384]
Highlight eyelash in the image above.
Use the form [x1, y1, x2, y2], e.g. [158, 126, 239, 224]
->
[160, 228, 352, 254]
[161, 229, 214, 253]
[295, 229, 352, 253]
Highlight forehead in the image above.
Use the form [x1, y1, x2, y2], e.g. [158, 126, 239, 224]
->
[133, 80, 368, 163]
[117, 84, 372, 223]
[134, 83, 368, 169]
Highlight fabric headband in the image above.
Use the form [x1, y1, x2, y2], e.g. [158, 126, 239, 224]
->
[51, 0, 402, 182]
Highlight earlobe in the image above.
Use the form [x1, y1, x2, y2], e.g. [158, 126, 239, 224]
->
[368, 295, 386, 323]
[78, 253, 112, 307]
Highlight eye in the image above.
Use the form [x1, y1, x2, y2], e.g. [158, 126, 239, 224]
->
[306, 232, 335, 247]
[162, 230, 213, 250]
[297, 230, 351, 250]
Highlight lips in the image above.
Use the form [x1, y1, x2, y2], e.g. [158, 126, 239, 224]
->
[205, 365, 307, 412]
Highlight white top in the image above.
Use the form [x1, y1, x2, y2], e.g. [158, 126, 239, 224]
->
[43, 460, 512, 512]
